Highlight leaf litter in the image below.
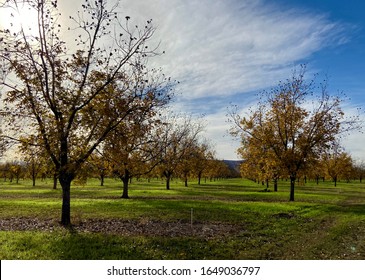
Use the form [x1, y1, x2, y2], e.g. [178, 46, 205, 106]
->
[0, 217, 242, 239]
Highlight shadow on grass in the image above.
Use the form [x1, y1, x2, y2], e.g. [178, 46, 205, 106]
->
[0, 229, 238, 259]
[337, 204, 365, 215]
[1, 230, 292, 260]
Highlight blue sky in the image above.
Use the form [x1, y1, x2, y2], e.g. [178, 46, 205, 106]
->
[123, 0, 365, 160]
[287, 0, 365, 95]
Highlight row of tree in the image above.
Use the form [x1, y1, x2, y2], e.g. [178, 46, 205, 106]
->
[8, 115, 236, 195]
[0, 147, 236, 191]
[240, 143, 365, 189]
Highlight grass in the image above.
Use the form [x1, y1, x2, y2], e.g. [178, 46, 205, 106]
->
[1, 177, 365, 259]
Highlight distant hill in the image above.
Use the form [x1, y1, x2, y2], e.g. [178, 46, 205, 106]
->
[223, 160, 243, 176]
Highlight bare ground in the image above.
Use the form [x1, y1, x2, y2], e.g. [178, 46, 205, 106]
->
[0, 217, 242, 238]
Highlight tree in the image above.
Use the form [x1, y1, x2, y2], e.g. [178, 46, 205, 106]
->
[157, 116, 205, 190]
[175, 140, 213, 187]
[103, 111, 166, 198]
[8, 161, 25, 183]
[238, 135, 282, 191]
[206, 160, 232, 180]
[0, 0, 173, 225]
[322, 144, 353, 186]
[190, 140, 215, 185]
[230, 66, 357, 201]
[306, 159, 326, 185]
[88, 152, 112, 186]
[353, 160, 365, 183]
[19, 136, 49, 187]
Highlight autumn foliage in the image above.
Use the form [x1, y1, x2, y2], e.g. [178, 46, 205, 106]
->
[0, 0, 174, 225]
[230, 66, 358, 200]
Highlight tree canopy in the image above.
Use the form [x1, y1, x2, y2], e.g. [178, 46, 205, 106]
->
[230, 66, 358, 200]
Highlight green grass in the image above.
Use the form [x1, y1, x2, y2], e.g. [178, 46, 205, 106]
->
[1, 177, 365, 259]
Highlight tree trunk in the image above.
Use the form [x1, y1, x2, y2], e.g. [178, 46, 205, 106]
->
[290, 175, 295, 201]
[100, 173, 104, 186]
[53, 173, 58, 190]
[121, 169, 130, 199]
[166, 175, 171, 190]
[166, 174, 171, 190]
[32, 162, 36, 187]
[163, 170, 172, 190]
[59, 174, 73, 226]
[274, 179, 278, 192]
[198, 171, 202, 185]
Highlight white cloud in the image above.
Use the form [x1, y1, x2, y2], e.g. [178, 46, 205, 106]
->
[202, 109, 241, 160]
[120, 0, 348, 99]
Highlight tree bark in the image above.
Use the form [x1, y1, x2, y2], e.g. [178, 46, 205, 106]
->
[32, 162, 36, 187]
[121, 169, 130, 199]
[166, 173, 171, 190]
[59, 174, 73, 226]
[163, 170, 172, 190]
[274, 179, 278, 192]
[166, 176, 171, 190]
[53, 173, 58, 190]
[290, 175, 295, 201]
[100, 174, 105, 186]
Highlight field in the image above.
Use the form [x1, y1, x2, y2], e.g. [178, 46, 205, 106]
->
[1, 177, 365, 260]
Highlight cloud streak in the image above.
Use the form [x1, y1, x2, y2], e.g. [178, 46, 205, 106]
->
[121, 0, 349, 101]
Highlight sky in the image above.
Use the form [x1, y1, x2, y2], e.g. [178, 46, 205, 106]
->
[1, 0, 365, 161]
[118, 0, 365, 160]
